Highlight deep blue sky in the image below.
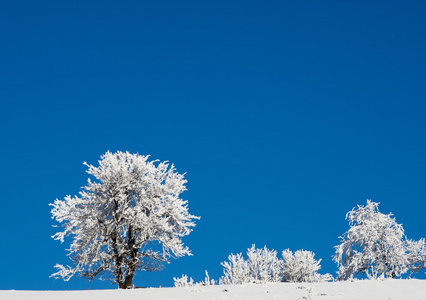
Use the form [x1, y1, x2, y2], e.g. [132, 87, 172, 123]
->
[1, 0, 425, 290]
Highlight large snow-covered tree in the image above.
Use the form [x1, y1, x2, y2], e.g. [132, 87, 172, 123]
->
[50, 151, 199, 288]
[333, 200, 426, 280]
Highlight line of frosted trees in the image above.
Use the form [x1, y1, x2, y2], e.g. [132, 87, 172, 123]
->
[174, 246, 333, 286]
[175, 199, 426, 286]
[50, 152, 426, 289]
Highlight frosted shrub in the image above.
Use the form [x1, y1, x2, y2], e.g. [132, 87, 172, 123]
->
[219, 245, 282, 284]
[281, 249, 332, 282]
[199, 271, 217, 286]
[174, 271, 216, 287]
[219, 252, 250, 285]
[246, 245, 283, 283]
[173, 274, 194, 287]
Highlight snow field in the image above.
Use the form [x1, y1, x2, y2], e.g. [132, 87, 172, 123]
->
[2, 279, 426, 300]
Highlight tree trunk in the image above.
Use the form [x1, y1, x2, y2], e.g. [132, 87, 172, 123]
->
[116, 224, 138, 289]
[117, 270, 135, 289]
[123, 273, 135, 289]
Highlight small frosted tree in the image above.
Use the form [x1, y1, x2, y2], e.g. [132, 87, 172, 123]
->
[50, 151, 199, 288]
[334, 200, 426, 280]
[219, 252, 249, 285]
[282, 249, 332, 283]
[219, 245, 282, 284]
[245, 245, 283, 283]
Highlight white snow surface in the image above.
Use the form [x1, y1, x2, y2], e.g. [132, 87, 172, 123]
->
[2, 280, 426, 300]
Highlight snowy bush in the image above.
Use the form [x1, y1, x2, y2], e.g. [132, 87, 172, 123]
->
[245, 245, 283, 283]
[333, 200, 426, 280]
[219, 252, 250, 285]
[50, 151, 199, 289]
[173, 274, 195, 287]
[281, 249, 333, 282]
[174, 271, 216, 287]
[219, 245, 282, 284]
[199, 271, 217, 286]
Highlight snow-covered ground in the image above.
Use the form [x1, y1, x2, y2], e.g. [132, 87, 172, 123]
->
[2, 280, 426, 300]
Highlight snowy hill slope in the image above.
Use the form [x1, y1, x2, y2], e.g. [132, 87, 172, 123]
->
[2, 280, 426, 300]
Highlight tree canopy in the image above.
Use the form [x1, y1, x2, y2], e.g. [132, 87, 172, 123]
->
[50, 151, 199, 288]
[334, 200, 426, 280]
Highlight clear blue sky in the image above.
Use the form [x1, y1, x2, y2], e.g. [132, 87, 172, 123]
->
[1, 0, 425, 290]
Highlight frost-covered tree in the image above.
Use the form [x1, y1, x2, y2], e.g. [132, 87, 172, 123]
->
[281, 249, 332, 283]
[333, 200, 426, 280]
[219, 245, 282, 285]
[50, 151, 199, 289]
